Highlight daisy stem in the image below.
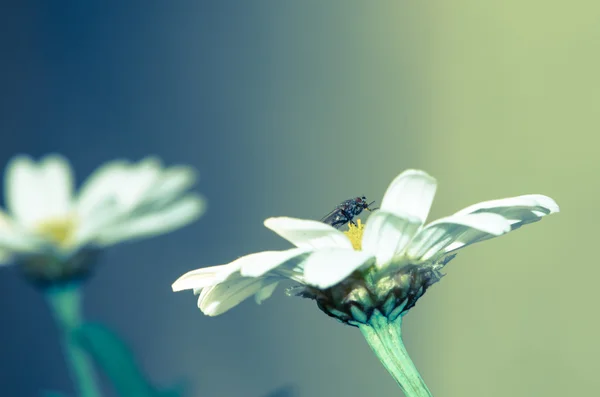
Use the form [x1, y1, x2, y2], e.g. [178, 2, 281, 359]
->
[358, 312, 432, 397]
[45, 284, 101, 397]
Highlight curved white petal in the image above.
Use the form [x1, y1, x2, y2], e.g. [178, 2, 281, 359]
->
[0, 228, 46, 254]
[442, 227, 500, 255]
[5, 156, 36, 224]
[93, 194, 205, 246]
[442, 195, 559, 253]
[264, 217, 353, 250]
[175, 248, 305, 293]
[380, 170, 437, 226]
[75, 160, 130, 218]
[172, 264, 235, 292]
[0, 210, 41, 255]
[116, 158, 163, 210]
[198, 275, 276, 316]
[77, 158, 165, 218]
[39, 155, 74, 217]
[303, 248, 374, 289]
[407, 213, 512, 261]
[76, 159, 203, 247]
[361, 211, 422, 267]
[72, 203, 127, 248]
[5, 155, 73, 226]
[144, 166, 197, 204]
[255, 281, 279, 304]
[239, 248, 310, 278]
[453, 194, 559, 229]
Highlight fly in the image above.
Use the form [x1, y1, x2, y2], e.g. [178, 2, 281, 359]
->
[320, 196, 378, 229]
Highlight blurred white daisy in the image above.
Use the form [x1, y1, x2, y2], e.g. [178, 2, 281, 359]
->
[0, 154, 205, 285]
[173, 169, 558, 324]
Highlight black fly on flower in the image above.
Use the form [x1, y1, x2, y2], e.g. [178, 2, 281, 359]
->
[320, 196, 378, 229]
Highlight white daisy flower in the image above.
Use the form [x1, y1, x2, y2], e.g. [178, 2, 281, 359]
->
[173, 169, 558, 324]
[0, 154, 205, 285]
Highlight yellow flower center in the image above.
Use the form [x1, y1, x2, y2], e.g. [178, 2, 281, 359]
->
[343, 219, 365, 250]
[35, 216, 78, 248]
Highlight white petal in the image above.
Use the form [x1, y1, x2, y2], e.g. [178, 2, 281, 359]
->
[239, 248, 310, 278]
[4, 156, 36, 224]
[115, 158, 163, 210]
[361, 210, 422, 267]
[442, 195, 559, 253]
[198, 275, 273, 316]
[94, 195, 205, 246]
[144, 166, 197, 204]
[172, 264, 235, 292]
[255, 281, 279, 304]
[0, 228, 45, 254]
[264, 217, 353, 250]
[75, 159, 203, 247]
[75, 160, 130, 218]
[442, 227, 499, 254]
[174, 248, 304, 292]
[303, 248, 374, 289]
[72, 203, 127, 247]
[39, 155, 74, 217]
[77, 158, 165, 217]
[0, 210, 39, 254]
[380, 170, 437, 225]
[453, 194, 559, 229]
[5, 155, 73, 226]
[407, 213, 511, 260]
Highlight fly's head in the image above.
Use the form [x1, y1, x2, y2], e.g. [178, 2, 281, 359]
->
[356, 196, 378, 213]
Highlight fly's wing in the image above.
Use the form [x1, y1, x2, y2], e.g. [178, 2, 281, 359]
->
[320, 208, 342, 225]
[321, 199, 354, 228]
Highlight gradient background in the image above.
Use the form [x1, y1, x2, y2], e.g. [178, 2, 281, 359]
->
[0, 1, 596, 396]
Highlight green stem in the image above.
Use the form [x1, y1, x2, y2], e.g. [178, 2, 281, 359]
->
[358, 312, 433, 397]
[45, 284, 101, 397]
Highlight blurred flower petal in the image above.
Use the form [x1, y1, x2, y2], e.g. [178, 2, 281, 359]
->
[95, 195, 205, 246]
[5, 155, 73, 226]
[0, 154, 205, 285]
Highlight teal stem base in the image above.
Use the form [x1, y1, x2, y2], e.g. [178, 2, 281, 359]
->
[45, 284, 101, 397]
[358, 312, 433, 397]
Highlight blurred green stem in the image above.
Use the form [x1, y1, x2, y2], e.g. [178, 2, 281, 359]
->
[45, 284, 101, 397]
[358, 312, 433, 397]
